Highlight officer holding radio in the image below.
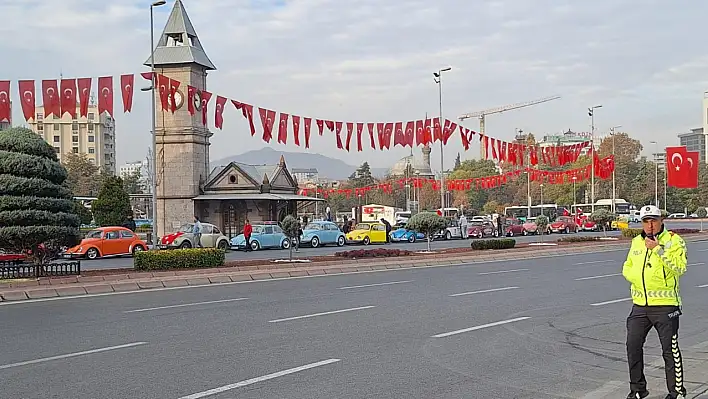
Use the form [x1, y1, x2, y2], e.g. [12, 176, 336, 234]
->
[623, 205, 687, 399]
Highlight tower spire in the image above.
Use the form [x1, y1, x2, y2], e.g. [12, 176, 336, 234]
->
[144, 0, 216, 70]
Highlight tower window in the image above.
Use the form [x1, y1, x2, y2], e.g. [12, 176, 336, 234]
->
[167, 33, 185, 46]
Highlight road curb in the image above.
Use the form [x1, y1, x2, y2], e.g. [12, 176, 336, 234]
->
[1, 237, 704, 303]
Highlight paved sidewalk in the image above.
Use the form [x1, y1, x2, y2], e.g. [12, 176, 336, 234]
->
[0, 242, 633, 302]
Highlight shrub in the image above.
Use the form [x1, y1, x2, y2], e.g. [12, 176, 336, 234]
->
[590, 209, 616, 236]
[0, 127, 80, 264]
[622, 228, 643, 238]
[334, 248, 411, 259]
[134, 248, 225, 271]
[73, 200, 93, 225]
[280, 215, 300, 261]
[406, 212, 448, 252]
[670, 228, 700, 235]
[470, 238, 516, 250]
[92, 176, 131, 227]
[557, 236, 600, 243]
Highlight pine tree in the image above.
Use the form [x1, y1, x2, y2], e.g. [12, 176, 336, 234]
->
[92, 176, 132, 227]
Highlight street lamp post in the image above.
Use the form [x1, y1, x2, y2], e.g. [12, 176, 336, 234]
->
[650, 141, 658, 206]
[572, 176, 577, 213]
[609, 125, 621, 214]
[540, 184, 544, 215]
[433, 66, 451, 215]
[588, 105, 602, 213]
[142, 0, 166, 248]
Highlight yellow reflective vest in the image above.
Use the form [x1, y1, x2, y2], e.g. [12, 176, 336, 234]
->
[622, 229, 687, 306]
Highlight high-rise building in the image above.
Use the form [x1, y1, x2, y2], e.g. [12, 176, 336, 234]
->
[702, 92, 708, 162]
[678, 127, 705, 164]
[27, 105, 116, 174]
[119, 160, 150, 193]
[0, 101, 10, 131]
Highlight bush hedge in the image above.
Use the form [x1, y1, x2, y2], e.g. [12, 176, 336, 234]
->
[470, 238, 516, 250]
[0, 150, 67, 184]
[334, 248, 411, 258]
[557, 236, 600, 243]
[134, 248, 226, 271]
[621, 228, 701, 239]
[670, 228, 700, 235]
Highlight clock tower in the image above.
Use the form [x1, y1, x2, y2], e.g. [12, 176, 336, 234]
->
[144, 0, 216, 236]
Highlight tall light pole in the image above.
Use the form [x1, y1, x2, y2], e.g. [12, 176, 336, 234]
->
[539, 183, 544, 215]
[433, 66, 451, 215]
[609, 125, 621, 214]
[650, 141, 658, 206]
[141, 0, 166, 248]
[572, 176, 577, 213]
[588, 105, 602, 213]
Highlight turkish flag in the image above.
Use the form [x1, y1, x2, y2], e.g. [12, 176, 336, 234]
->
[200, 90, 212, 126]
[278, 113, 289, 144]
[376, 123, 386, 150]
[422, 118, 432, 145]
[0, 80, 10, 122]
[404, 121, 415, 147]
[315, 119, 324, 135]
[334, 121, 343, 149]
[393, 121, 404, 147]
[157, 74, 169, 111]
[667, 146, 699, 188]
[77, 78, 91, 118]
[18, 80, 36, 122]
[42, 80, 60, 118]
[415, 120, 424, 146]
[355, 122, 364, 152]
[214, 96, 227, 129]
[187, 86, 197, 115]
[258, 108, 276, 142]
[432, 117, 442, 142]
[292, 115, 301, 146]
[120, 74, 134, 113]
[169, 79, 180, 113]
[97, 76, 113, 116]
[345, 122, 354, 151]
[59, 79, 77, 119]
[367, 122, 376, 149]
[140, 72, 154, 81]
[231, 100, 256, 136]
[303, 117, 312, 148]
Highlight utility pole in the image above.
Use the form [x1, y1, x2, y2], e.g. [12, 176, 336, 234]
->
[588, 105, 602, 213]
[433, 67, 451, 215]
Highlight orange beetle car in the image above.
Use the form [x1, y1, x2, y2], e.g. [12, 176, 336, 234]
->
[63, 227, 148, 260]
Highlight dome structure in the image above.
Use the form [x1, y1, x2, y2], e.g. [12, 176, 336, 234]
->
[388, 145, 434, 177]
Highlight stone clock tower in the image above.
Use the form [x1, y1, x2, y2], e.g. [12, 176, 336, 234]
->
[144, 0, 216, 236]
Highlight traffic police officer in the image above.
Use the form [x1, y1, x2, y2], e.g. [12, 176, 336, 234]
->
[623, 205, 687, 399]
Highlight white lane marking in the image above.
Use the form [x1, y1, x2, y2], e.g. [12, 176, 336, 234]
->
[576, 260, 615, 265]
[696, 248, 708, 252]
[338, 280, 411, 290]
[432, 317, 531, 338]
[268, 305, 375, 323]
[449, 286, 519, 297]
[0, 246, 642, 307]
[575, 273, 621, 281]
[688, 262, 705, 266]
[590, 298, 631, 306]
[0, 342, 147, 370]
[579, 381, 625, 398]
[177, 358, 341, 399]
[698, 283, 708, 288]
[124, 298, 248, 313]
[478, 268, 528, 275]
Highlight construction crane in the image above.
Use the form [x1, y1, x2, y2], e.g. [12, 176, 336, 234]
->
[458, 95, 561, 136]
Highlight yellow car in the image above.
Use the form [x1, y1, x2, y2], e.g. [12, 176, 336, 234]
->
[612, 217, 629, 230]
[345, 222, 388, 245]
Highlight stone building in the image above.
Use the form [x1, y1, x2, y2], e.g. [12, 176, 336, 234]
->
[388, 144, 434, 178]
[147, 0, 319, 236]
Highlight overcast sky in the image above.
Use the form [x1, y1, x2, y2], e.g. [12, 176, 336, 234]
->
[1, 0, 706, 170]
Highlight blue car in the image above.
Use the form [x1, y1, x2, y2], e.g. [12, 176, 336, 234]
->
[230, 222, 290, 251]
[390, 227, 425, 243]
[300, 221, 346, 248]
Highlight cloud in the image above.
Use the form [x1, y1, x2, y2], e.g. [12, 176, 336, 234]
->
[1, 0, 706, 171]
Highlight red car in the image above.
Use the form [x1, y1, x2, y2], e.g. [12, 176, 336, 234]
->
[504, 219, 526, 237]
[467, 221, 496, 238]
[548, 216, 578, 234]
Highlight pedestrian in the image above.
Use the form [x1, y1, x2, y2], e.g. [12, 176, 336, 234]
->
[623, 205, 687, 399]
[122, 214, 137, 232]
[380, 218, 392, 243]
[459, 213, 468, 239]
[243, 219, 252, 251]
[192, 216, 202, 248]
[295, 222, 303, 252]
[326, 206, 332, 222]
[495, 214, 503, 237]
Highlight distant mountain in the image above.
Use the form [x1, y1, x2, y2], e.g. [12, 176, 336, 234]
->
[211, 147, 389, 180]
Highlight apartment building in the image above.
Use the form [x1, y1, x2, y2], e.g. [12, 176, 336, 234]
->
[28, 105, 116, 174]
[120, 160, 151, 193]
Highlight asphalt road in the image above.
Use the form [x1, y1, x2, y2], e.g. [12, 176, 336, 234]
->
[2, 238, 708, 398]
[75, 220, 701, 270]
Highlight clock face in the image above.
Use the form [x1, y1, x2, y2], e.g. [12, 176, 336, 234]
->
[193, 90, 203, 112]
[169, 89, 184, 110]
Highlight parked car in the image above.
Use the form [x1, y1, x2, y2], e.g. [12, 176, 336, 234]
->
[467, 221, 496, 238]
[667, 213, 686, 219]
[230, 222, 291, 251]
[64, 227, 148, 260]
[611, 217, 629, 230]
[390, 226, 426, 243]
[434, 218, 463, 240]
[504, 219, 526, 237]
[160, 222, 230, 250]
[300, 221, 346, 247]
[548, 216, 578, 234]
[581, 220, 598, 231]
[521, 218, 538, 235]
[346, 222, 388, 245]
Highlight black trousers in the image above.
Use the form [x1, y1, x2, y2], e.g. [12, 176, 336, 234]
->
[626, 304, 685, 395]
